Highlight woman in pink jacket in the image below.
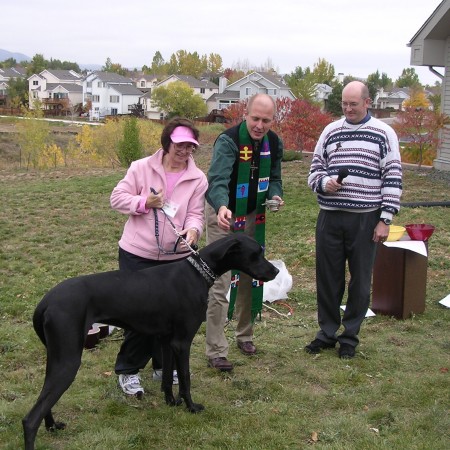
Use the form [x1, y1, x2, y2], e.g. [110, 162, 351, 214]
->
[111, 117, 208, 397]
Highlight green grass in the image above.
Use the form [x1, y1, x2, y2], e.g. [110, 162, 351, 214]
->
[0, 148, 449, 449]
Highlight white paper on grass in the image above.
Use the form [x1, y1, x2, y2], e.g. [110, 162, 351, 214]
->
[340, 305, 376, 318]
[438, 293, 450, 308]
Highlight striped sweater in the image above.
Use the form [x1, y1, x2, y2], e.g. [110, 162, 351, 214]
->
[308, 115, 402, 218]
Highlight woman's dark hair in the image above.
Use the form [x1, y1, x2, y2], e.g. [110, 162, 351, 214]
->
[160, 117, 200, 153]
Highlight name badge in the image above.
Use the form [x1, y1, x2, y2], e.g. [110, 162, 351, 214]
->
[162, 200, 179, 218]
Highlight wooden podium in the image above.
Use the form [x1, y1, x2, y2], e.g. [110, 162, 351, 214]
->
[372, 241, 428, 319]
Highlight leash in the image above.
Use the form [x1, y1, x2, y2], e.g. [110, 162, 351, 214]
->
[150, 187, 199, 256]
[149, 188, 217, 284]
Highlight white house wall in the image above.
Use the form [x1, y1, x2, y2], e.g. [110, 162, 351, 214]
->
[434, 36, 450, 170]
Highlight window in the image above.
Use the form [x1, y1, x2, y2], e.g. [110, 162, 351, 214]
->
[267, 89, 277, 96]
[92, 95, 100, 102]
[200, 88, 205, 94]
[33, 80, 38, 86]
[140, 81, 145, 87]
[245, 87, 252, 96]
[111, 108, 118, 115]
[110, 95, 119, 103]
[87, 82, 92, 88]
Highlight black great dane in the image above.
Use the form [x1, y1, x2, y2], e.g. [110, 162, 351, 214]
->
[23, 233, 279, 449]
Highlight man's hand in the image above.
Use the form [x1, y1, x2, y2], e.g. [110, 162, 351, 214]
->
[217, 206, 232, 231]
[373, 221, 389, 243]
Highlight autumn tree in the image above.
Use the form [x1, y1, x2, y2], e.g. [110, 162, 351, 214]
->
[224, 68, 246, 84]
[16, 107, 51, 169]
[0, 57, 17, 68]
[272, 98, 334, 152]
[6, 77, 28, 108]
[393, 107, 449, 167]
[403, 85, 431, 109]
[117, 117, 143, 167]
[102, 57, 127, 76]
[151, 81, 207, 119]
[396, 68, 420, 88]
[207, 53, 223, 73]
[26, 54, 46, 76]
[223, 101, 247, 127]
[428, 92, 441, 112]
[146, 51, 166, 76]
[367, 70, 393, 100]
[325, 82, 344, 117]
[312, 58, 335, 85]
[165, 50, 207, 78]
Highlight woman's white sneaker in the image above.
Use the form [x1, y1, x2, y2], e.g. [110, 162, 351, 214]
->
[152, 369, 179, 385]
[118, 374, 144, 396]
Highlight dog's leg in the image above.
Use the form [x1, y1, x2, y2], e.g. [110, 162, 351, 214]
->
[160, 338, 180, 407]
[172, 338, 204, 413]
[23, 333, 83, 449]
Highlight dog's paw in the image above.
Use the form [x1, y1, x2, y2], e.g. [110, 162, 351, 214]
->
[47, 421, 66, 432]
[188, 403, 205, 413]
[165, 394, 177, 406]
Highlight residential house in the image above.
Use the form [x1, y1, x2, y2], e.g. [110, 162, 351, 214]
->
[373, 87, 411, 110]
[314, 83, 332, 109]
[206, 71, 296, 112]
[83, 71, 143, 119]
[142, 74, 219, 119]
[28, 69, 83, 112]
[0, 67, 26, 106]
[134, 74, 158, 93]
[408, 0, 450, 171]
[28, 69, 83, 111]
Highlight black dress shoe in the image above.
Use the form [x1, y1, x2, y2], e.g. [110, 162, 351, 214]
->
[208, 357, 233, 371]
[237, 341, 256, 355]
[305, 338, 336, 354]
[339, 343, 356, 359]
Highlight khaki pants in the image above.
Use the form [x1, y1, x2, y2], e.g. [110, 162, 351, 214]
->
[205, 203, 255, 359]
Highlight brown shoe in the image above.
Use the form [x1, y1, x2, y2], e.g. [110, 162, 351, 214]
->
[207, 357, 233, 372]
[237, 341, 256, 355]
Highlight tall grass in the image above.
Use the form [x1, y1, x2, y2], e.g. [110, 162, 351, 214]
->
[0, 148, 449, 449]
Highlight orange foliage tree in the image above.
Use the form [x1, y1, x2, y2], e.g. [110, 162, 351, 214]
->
[393, 107, 449, 167]
[223, 98, 333, 152]
[272, 98, 334, 152]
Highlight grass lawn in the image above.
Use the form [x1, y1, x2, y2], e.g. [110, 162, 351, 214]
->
[0, 141, 449, 449]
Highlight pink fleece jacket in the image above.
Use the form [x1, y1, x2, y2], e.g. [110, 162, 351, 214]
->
[111, 149, 208, 261]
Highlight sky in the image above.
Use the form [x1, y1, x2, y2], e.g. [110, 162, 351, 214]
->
[1, 0, 445, 86]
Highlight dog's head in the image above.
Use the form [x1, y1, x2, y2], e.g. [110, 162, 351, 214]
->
[200, 234, 279, 281]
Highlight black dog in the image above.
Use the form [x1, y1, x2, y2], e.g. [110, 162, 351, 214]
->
[22, 233, 278, 449]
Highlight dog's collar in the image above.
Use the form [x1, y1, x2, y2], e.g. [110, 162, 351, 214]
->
[187, 256, 217, 287]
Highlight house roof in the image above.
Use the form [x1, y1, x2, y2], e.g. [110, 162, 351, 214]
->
[208, 91, 241, 101]
[110, 83, 143, 96]
[43, 69, 82, 81]
[161, 74, 218, 89]
[0, 67, 26, 79]
[88, 71, 134, 83]
[408, 0, 450, 43]
[135, 74, 158, 82]
[46, 83, 83, 93]
[226, 71, 289, 91]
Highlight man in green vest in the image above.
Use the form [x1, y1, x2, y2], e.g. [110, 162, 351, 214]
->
[205, 93, 284, 371]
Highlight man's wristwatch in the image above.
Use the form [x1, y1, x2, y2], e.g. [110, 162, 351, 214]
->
[380, 218, 392, 225]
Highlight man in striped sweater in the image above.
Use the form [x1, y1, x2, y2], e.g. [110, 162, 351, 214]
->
[306, 81, 402, 359]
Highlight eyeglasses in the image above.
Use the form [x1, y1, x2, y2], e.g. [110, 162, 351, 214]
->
[173, 142, 196, 153]
[341, 102, 361, 109]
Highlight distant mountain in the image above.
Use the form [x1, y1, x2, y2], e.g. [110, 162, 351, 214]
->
[0, 49, 31, 63]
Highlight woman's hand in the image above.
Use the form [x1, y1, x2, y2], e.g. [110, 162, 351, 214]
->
[146, 189, 164, 209]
